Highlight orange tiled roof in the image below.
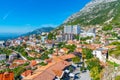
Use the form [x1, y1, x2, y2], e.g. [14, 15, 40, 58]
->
[61, 48, 69, 52]
[0, 73, 3, 80]
[1, 72, 14, 80]
[67, 40, 74, 44]
[21, 70, 32, 77]
[76, 48, 82, 53]
[23, 54, 74, 80]
[23, 61, 70, 80]
[14, 60, 27, 64]
[52, 69, 63, 78]
[30, 60, 37, 67]
[105, 45, 116, 49]
[59, 54, 76, 60]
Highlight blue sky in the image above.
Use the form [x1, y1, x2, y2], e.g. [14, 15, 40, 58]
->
[0, 0, 90, 33]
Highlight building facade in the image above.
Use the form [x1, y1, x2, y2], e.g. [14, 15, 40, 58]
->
[0, 54, 6, 61]
[64, 25, 81, 34]
[64, 25, 81, 41]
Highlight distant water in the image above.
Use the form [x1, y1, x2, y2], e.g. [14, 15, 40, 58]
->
[0, 33, 20, 41]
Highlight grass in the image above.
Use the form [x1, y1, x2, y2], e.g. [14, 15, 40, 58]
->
[115, 76, 120, 80]
[107, 61, 119, 67]
[109, 50, 120, 57]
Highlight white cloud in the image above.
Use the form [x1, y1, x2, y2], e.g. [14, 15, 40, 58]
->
[2, 11, 13, 20]
[40, 24, 58, 28]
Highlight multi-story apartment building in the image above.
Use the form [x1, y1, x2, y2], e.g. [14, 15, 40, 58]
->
[73, 25, 81, 34]
[64, 25, 81, 34]
[64, 25, 81, 41]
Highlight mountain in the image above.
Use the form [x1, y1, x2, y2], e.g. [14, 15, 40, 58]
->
[21, 27, 54, 36]
[64, 0, 120, 27]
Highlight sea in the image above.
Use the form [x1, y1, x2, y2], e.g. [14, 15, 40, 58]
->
[0, 33, 20, 41]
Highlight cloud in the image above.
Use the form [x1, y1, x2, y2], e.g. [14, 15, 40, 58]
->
[40, 24, 58, 28]
[3, 11, 12, 20]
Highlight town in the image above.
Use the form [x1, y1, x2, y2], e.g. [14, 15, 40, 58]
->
[0, 24, 120, 80]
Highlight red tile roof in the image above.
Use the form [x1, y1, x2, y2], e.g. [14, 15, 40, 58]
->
[30, 60, 37, 67]
[0, 72, 14, 80]
[23, 54, 74, 80]
[21, 70, 32, 77]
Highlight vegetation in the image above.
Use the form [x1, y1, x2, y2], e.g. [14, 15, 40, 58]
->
[39, 62, 47, 66]
[102, 25, 113, 31]
[86, 58, 102, 80]
[115, 76, 120, 80]
[90, 67, 100, 80]
[80, 36, 93, 41]
[109, 46, 120, 57]
[40, 53, 49, 60]
[72, 56, 81, 63]
[0, 48, 12, 56]
[36, 35, 41, 40]
[64, 44, 76, 53]
[110, 41, 120, 45]
[82, 48, 93, 59]
[107, 61, 119, 67]
[48, 32, 56, 40]
[57, 42, 65, 48]
[10, 46, 35, 60]
[81, 48, 102, 80]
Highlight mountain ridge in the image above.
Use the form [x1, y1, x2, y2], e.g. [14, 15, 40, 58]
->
[21, 27, 54, 37]
[64, 0, 120, 27]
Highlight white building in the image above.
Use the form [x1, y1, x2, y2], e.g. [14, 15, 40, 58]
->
[64, 25, 73, 34]
[92, 48, 108, 62]
[73, 25, 81, 34]
[64, 25, 81, 34]
[0, 54, 6, 61]
[56, 35, 63, 42]
[64, 25, 81, 41]
[0, 41, 5, 47]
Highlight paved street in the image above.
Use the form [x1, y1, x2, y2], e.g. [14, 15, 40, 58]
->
[71, 63, 91, 80]
[79, 70, 91, 80]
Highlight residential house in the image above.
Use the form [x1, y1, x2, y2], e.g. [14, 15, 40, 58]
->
[23, 54, 76, 80]
[59, 48, 69, 54]
[13, 60, 27, 65]
[0, 72, 14, 80]
[0, 41, 5, 47]
[9, 53, 18, 63]
[92, 48, 108, 63]
[56, 35, 63, 42]
[0, 54, 6, 61]
[45, 40, 55, 49]
[21, 70, 32, 78]
[41, 36, 47, 43]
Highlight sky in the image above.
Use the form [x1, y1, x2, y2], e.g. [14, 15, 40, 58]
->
[0, 0, 90, 34]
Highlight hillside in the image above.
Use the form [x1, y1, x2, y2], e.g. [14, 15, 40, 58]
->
[64, 0, 120, 27]
[21, 27, 54, 36]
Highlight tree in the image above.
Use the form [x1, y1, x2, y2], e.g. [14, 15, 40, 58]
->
[82, 48, 93, 59]
[65, 44, 76, 53]
[86, 58, 101, 72]
[40, 53, 49, 60]
[72, 56, 81, 63]
[36, 35, 41, 40]
[48, 33, 56, 40]
[57, 42, 65, 48]
[90, 67, 100, 80]
[102, 24, 113, 31]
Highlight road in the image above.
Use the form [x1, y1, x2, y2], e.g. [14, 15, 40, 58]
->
[79, 70, 91, 80]
[71, 63, 91, 80]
